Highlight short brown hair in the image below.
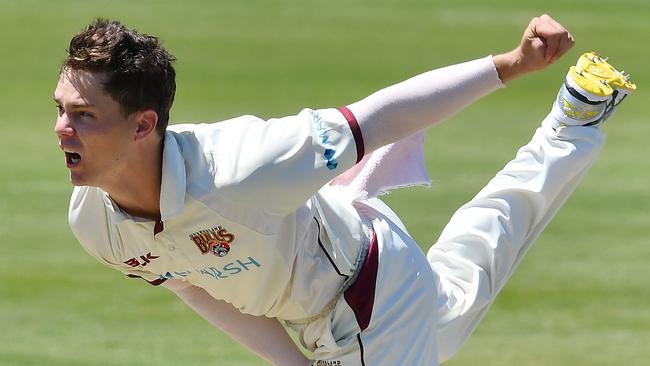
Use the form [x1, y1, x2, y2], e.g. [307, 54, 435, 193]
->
[63, 19, 176, 136]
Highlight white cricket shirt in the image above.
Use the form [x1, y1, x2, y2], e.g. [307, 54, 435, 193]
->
[69, 108, 369, 321]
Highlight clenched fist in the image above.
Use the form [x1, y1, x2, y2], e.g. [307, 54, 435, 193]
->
[494, 14, 575, 83]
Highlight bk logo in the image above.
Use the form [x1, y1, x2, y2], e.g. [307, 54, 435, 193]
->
[123, 252, 159, 268]
[189, 226, 235, 257]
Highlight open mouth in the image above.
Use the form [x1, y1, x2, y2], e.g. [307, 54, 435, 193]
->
[65, 151, 82, 166]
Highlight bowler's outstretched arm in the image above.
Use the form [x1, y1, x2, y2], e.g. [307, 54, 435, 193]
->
[347, 14, 574, 152]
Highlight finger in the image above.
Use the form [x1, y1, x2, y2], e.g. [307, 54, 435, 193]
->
[540, 13, 566, 33]
[541, 29, 562, 62]
[548, 26, 574, 63]
[542, 14, 574, 62]
[551, 31, 575, 63]
[533, 16, 567, 62]
[539, 14, 574, 62]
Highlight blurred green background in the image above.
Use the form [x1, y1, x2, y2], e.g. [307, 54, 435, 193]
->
[1, 0, 648, 365]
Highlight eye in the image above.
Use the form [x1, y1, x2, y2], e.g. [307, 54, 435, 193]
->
[79, 111, 95, 118]
[55, 105, 64, 116]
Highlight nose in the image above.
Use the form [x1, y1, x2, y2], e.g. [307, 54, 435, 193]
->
[54, 113, 74, 138]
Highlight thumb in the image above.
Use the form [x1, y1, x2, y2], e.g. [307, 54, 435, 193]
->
[528, 35, 548, 60]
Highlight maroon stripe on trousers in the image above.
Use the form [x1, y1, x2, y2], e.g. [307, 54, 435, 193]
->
[344, 232, 378, 331]
[338, 106, 365, 164]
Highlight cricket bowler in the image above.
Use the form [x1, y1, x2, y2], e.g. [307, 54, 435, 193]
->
[54, 14, 635, 366]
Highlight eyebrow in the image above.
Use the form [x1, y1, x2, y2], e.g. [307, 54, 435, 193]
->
[52, 96, 95, 108]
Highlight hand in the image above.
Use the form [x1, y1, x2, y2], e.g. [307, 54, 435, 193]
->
[494, 14, 575, 83]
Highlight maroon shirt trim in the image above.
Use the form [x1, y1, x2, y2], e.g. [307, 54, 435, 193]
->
[338, 106, 365, 164]
[127, 274, 167, 286]
[343, 232, 378, 331]
[154, 220, 164, 235]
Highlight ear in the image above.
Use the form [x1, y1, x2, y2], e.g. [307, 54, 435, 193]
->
[134, 110, 159, 141]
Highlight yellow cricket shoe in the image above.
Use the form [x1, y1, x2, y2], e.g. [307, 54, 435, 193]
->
[576, 51, 637, 100]
[550, 51, 636, 128]
[568, 65, 613, 100]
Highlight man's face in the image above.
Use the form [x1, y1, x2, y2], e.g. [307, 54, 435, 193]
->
[54, 69, 139, 187]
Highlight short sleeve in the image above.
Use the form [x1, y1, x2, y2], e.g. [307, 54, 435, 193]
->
[210, 107, 364, 214]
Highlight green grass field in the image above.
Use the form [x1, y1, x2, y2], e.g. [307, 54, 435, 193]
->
[1, 0, 649, 365]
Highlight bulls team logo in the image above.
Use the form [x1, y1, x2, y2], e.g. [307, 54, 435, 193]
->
[189, 226, 236, 257]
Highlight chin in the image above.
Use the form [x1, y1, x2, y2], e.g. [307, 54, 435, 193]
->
[69, 172, 89, 187]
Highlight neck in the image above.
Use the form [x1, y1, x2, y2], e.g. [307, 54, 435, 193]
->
[104, 138, 164, 221]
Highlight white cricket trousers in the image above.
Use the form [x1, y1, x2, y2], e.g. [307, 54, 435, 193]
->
[307, 115, 605, 365]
